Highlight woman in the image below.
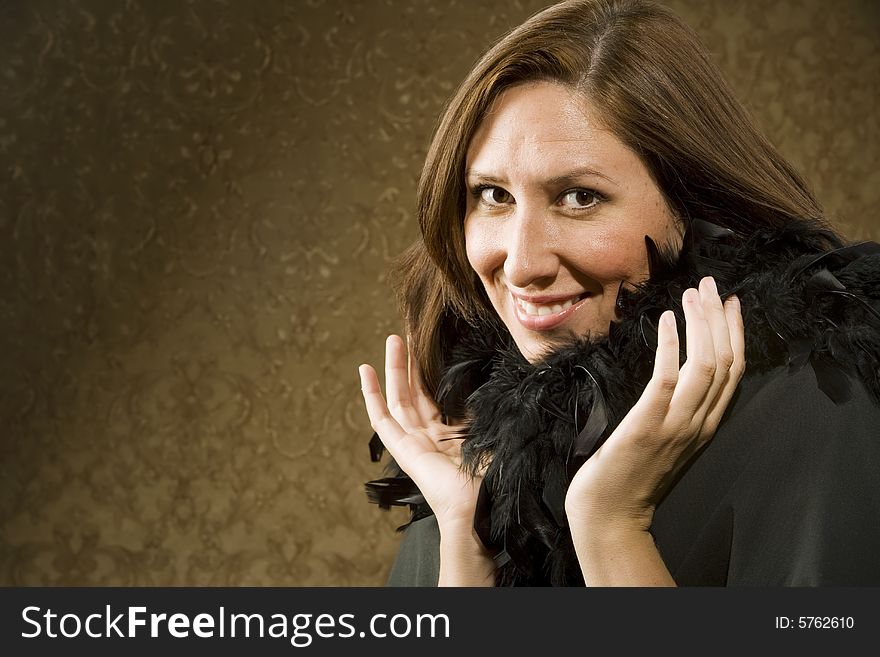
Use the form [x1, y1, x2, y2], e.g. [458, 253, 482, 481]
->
[359, 0, 880, 586]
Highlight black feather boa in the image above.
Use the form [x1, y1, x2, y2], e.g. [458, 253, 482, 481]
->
[366, 218, 880, 586]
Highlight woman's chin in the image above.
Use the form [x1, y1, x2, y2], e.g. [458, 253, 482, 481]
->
[513, 331, 579, 363]
[509, 319, 608, 363]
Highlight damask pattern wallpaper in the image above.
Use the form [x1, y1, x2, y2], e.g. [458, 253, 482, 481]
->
[1, 0, 877, 586]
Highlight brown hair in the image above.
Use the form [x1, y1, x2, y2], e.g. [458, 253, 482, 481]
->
[393, 0, 833, 397]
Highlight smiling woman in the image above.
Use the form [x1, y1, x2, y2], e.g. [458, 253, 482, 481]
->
[359, 0, 880, 587]
[463, 81, 681, 361]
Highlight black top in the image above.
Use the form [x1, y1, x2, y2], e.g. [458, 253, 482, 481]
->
[385, 362, 880, 586]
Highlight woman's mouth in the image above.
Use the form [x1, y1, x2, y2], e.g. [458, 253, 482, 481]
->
[511, 292, 591, 330]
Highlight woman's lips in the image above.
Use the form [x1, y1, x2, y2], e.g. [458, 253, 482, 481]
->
[511, 292, 591, 330]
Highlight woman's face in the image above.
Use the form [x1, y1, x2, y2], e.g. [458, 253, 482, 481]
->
[464, 81, 681, 362]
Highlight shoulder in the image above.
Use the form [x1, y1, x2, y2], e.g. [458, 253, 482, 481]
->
[702, 355, 880, 507]
[665, 356, 880, 507]
[730, 359, 880, 450]
[722, 364, 880, 584]
[654, 361, 880, 585]
[719, 361, 880, 521]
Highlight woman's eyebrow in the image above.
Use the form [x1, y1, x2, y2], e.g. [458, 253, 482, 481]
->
[545, 166, 619, 187]
[464, 170, 507, 185]
[464, 167, 619, 187]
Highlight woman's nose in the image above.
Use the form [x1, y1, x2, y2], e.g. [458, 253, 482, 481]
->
[502, 209, 560, 288]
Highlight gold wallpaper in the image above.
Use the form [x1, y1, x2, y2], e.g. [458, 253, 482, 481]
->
[1, 0, 877, 586]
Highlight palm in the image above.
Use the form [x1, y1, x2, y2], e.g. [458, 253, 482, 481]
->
[360, 335, 482, 526]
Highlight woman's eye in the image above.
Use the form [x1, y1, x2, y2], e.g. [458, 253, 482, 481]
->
[479, 186, 512, 205]
[560, 189, 602, 209]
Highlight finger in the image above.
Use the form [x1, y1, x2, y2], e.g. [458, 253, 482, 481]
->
[630, 309, 680, 418]
[384, 335, 422, 430]
[700, 277, 734, 375]
[407, 334, 442, 424]
[725, 294, 746, 381]
[668, 287, 716, 419]
[697, 277, 735, 401]
[702, 295, 746, 433]
[358, 363, 409, 457]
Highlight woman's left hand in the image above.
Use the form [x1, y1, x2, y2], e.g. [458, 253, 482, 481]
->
[564, 276, 745, 585]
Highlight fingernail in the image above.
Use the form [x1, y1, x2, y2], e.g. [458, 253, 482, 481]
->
[662, 311, 675, 328]
[685, 288, 704, 317]
[702, 277, 717, 295]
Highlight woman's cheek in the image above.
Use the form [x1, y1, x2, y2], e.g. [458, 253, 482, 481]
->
[571, 231, 646, 283]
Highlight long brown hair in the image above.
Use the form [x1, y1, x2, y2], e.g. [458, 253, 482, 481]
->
[392, 0, 832, 397]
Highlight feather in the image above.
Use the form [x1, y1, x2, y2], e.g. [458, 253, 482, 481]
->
[368, 431, 384, 462]
[639, 313, 659, 351]
[566, 365, 608, 480]
[363, 476, 425, 509]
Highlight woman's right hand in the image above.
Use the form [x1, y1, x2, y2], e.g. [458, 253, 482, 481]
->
[359, 334, 494, 585]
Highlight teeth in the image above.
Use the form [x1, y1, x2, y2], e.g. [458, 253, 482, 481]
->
[516, 296, 580, 317]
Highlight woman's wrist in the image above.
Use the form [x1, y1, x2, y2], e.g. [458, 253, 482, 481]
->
[437, 518, 495, 586]
[566, 511, 675, 587]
